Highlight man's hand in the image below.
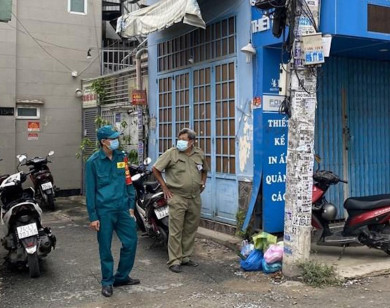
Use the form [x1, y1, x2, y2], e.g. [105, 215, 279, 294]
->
[89, 220, 100, 231]
[162, 186, 173, 200]
[129, 209, 136, 221]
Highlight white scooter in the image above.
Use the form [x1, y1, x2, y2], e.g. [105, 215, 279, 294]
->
[0, 154, 56, 278]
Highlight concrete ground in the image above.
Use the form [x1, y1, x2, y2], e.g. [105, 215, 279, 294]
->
[1, 197, 390, 308]
[198, 227, 390, 280]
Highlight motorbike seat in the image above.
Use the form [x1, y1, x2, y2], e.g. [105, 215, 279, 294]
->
[344, 194, 390, 210]
[145, 181, 160, 193]
[0, 174, 9, 185]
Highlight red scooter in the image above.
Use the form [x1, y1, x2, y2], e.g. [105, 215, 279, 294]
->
[312, 156, 390, 255]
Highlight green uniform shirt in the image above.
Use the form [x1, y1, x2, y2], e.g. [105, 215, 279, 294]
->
[154, 146, 209, 199]
[85, 149, 135, 222]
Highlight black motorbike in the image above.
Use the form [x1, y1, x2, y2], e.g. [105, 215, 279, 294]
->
[131, 158, 169, 246]
[23, 151, 57, 211]
[0, 154, 56, 278]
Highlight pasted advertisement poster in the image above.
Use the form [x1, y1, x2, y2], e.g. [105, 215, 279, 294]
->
[27, 121, 40, 132]
[28, 133, 39, 141]
[82, 82, 98, 109]
[262, 96, 288, 233]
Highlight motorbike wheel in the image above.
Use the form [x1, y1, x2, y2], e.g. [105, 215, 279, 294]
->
[47, 194, 55, 211]
[157, 225, 169, 248]
[27, 252, 40, 278]
[377, 225, 390, 255]
[134, 208, 146, 232]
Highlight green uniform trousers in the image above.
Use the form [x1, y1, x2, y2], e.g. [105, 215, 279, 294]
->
[97, 210, 137, 286]
[168, 194, 201, 266]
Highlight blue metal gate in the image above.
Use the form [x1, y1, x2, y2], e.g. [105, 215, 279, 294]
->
[157, 59, 238, 225]
[316, 57, 390, 219]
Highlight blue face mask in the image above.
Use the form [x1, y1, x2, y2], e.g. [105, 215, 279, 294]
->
[108, 139, 119, 151]
[177, 140, 188, 151]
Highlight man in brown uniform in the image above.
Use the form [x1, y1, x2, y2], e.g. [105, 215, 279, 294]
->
[152, 128, 209, 273]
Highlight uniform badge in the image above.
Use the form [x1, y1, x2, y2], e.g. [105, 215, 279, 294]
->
[117, 162, 126, 168]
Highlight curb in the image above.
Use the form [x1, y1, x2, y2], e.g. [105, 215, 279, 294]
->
[196, 227, 241, 252]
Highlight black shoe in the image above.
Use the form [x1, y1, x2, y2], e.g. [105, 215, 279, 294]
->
[182, 260, 199, 267]
[169, 264, 182, 273]
[113, 277, 141, 287]
[101, 285, 113, 297]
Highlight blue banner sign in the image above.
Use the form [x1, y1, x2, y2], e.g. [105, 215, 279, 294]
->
[262, 108, 288, 233]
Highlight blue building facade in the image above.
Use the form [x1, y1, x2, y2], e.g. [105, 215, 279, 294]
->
[252, 0, 390, 232]
[147, 0, 254, 226]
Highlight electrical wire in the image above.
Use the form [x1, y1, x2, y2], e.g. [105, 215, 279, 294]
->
[6, 23, 88, 52]
[11, 12, 74, 72]
[91, 1, 102, 68]
[9, 11, 124, 77]
[300, 0, 318, 32]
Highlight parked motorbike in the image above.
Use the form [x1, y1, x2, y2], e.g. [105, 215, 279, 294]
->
[312, 155, 390, 255]
[23, 151, 57, 211]
[130, 158, 169, 246]
[0, 154, 56, 278]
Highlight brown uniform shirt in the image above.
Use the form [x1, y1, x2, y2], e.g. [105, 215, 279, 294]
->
[153, 146, 209, 199]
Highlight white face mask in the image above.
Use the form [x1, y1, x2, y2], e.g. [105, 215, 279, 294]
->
[104, 139, 119, 151]
[177, 140, 189, 151]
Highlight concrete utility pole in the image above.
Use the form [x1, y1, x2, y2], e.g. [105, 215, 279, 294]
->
[283, 0, 322, 277]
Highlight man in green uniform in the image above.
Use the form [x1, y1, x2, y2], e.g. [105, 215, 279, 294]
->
[153, 128, 209, 273]
[85, 125, 140, 297]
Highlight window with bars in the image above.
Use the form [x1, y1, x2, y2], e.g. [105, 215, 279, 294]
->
[157, 16, 236, 175]
[215, 62, 235, 174]
[158, 16, 236, 72]
[157, 61, 236, 174]
[193, 67, 212, 170]
[175, 73, 190, 133]
[158, 77, 173, 153]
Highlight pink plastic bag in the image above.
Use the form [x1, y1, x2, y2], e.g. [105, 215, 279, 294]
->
[264, 244, 283, 263]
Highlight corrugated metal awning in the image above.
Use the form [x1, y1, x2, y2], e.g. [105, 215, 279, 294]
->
[116, 0, 205, 38]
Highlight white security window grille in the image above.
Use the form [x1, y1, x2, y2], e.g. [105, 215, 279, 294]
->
[102, 48, 134, 75]
[88, 67, 148, 106]
[16, 106, 40, 119]
[68, 0, 87, 14]
[101, 109, 115, 126]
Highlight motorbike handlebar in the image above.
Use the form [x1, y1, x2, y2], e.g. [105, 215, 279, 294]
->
[339, 179, 348, 184]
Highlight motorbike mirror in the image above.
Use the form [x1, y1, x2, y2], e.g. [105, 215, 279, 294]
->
[131, 174, 142, 181]
[48, 150, 54, 156]
[17, 154, 27, 163]
[143, 157, 152, 165]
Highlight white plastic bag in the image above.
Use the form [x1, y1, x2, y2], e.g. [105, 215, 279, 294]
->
[240, 240, 254, 258]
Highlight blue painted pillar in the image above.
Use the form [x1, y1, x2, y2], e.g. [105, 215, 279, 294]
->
[245, 7, 288, 233]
